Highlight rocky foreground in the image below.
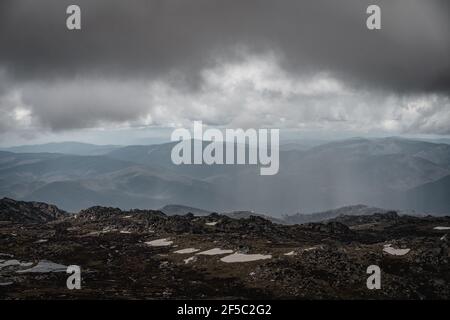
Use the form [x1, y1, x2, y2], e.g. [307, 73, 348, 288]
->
[0, 198, 449, 299]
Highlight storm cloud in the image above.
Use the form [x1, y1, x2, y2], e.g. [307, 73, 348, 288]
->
[0, 0, 449, 141]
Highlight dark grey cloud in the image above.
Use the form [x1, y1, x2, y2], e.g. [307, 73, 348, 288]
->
[0, 0, 448, 93]
[0, 0, 449, 142]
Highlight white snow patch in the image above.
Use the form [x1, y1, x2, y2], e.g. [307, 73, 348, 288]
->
[434, 226, 450, 230]
[284, 251, 296, 256]
[17, 260, 67, 273]
[0, 282, 13, 286]
[86, 228, 115, 236]
[35, 239, 48, 243]
[120, 230, 132, 234]
[183, 256, 196, 264]
[174, 248, 200, 254]
[220, 253, 272, 263]
[0, 260, 33, 269]
[302, 246, 321, 252]
[205, 221, 218, 226]
[383, 244, 410, 256]
[123, 215, 132, 219]
[145, 238, 173, 247]
[196, 248, 233, 256]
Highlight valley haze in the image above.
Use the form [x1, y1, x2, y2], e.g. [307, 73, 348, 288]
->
[1, 137, 449, 217]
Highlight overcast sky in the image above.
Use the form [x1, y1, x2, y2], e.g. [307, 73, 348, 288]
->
[0, 0, 449, 146]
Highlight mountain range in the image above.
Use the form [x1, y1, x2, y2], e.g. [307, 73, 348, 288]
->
[0, 137, 449, 215]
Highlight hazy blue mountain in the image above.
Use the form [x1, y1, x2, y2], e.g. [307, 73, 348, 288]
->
[1, 142, 121, 156]
[107, 140, 256, 179]
[26, 180, 110, 212]
[0, 152, 134, 183]
[0, 151, 61, 170]
[1, 137, 450, 215]
[403, 175, 450, 215]
[283, 204, 390, 224]
[187, 137, 450, 213]
[279, 139, 328, 151]
[106, 143, 175, 166]
[417, 138, 450, 145]
[0, 151, 217, 211]
[106, 137, 450, 214]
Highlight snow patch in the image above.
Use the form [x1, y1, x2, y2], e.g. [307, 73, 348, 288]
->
[16, 260, 67, 273]
[0, 260, 33, 269]
[174, 248, 200, 254]
[434, 226, 450, 230]
[184, 256, 196, 264]
[302, 246, 321, 252]
[145, 238, 173, 247]
[383, 244, 410, 256]
[220, 253, 272, 263]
